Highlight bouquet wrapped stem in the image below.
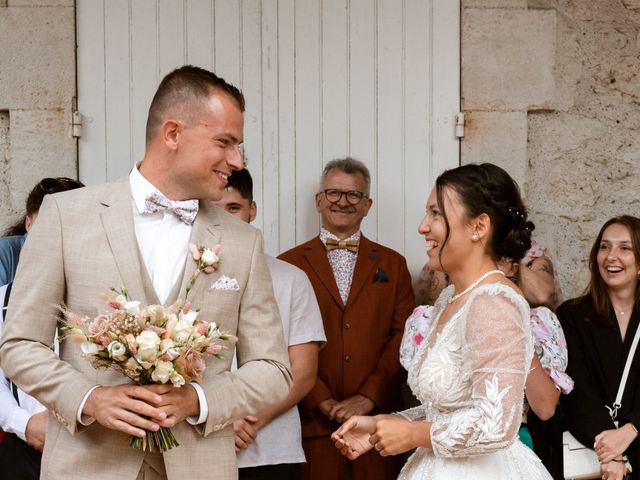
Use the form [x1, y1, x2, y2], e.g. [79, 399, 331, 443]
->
[130, 426, 179, 452]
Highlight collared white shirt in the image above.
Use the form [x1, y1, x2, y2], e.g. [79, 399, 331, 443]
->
[0, 284, 47, 441]
[319, 228, 361, 304]
[129, 165, 193, 305]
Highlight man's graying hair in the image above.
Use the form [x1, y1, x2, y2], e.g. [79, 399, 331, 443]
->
[320, 157, 371, 196]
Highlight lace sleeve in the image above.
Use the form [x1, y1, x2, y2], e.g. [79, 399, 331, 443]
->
[430, 287, 532, 458]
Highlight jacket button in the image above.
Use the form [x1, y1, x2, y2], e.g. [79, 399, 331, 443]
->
[344, 356, 351, 363]
[344, 323, 351, 329]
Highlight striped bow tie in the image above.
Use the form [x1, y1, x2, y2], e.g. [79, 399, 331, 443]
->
[325, 238, 359, 253]
[143, 191, 199, 225]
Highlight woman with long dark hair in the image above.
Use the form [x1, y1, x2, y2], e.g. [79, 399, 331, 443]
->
[332, 163, 552, 479]
[558, 215, 640, 480]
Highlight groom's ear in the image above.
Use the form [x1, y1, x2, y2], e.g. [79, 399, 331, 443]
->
[161, 119, 182, 151]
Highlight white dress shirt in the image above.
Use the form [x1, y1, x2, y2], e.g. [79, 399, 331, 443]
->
[0, 283, 47, 441]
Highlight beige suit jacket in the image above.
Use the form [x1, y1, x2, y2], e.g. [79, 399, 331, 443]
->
[0, 179, 292, 479]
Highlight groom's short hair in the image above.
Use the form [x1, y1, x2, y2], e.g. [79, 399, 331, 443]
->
[145, 65, 245, 146]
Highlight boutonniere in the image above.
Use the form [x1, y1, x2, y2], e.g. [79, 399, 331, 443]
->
[186, 243, 221, 298]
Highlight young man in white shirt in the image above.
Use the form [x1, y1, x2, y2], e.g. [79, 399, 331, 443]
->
[216, 168, 326, 480]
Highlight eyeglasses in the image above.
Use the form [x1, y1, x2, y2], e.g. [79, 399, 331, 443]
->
[39, 177, 84, 195]
[322, 189, 368, 205]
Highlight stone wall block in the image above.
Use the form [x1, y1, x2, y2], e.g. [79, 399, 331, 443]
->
[0, 111, 11, 234]
[9, 0, 72, 6]
[0, 7, 75, 109]
[462, 9, 556, 111]
[461, 111, 528, 189]
[464, 0, 527, 7]
[5, 109, 76, 232]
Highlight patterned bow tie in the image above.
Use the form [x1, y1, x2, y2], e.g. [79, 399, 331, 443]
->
[143, 191, 199, 225]
[325, 238, 359, 253]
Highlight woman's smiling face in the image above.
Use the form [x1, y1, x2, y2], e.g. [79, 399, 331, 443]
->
[597, 222, 639, 292]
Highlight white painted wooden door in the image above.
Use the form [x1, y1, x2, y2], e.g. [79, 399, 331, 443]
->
[77, 0, 460, 279]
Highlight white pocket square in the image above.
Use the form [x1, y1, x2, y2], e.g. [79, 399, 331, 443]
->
[210, 275, 240, 291]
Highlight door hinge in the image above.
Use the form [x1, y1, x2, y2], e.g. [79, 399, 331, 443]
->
[455, 112, 465, 139]
[72, 111, 83, 138]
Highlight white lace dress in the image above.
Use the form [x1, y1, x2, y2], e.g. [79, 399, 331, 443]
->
[397, 283, 552, 480]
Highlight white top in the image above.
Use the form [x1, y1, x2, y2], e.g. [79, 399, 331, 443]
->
[236, 255, 326, 467]
[0, 283, 47, 441]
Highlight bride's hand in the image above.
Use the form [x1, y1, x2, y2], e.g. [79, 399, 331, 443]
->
[370, 417, 431, 456]
[331, 415, 377, 460]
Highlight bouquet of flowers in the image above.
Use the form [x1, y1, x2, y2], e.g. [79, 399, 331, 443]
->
[58, 244, 235, 452]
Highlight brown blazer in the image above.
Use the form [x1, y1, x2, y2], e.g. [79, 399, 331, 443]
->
[0, 179, 291, 480]
[279, 235, 415, 438]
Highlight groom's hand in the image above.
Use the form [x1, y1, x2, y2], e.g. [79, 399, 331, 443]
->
[146, 383, 200, 427]
[83, 385, 167, 438]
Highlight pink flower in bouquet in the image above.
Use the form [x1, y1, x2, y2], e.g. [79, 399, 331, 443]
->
[175, 349, 206, 382]
[124, 333, 138, 354]
[206, 343, 222, 355]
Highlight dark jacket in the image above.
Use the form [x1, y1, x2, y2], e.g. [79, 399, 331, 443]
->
[558, 296, 640, 477]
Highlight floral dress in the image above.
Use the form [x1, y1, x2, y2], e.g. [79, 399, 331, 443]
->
[396, 283, 553, 479]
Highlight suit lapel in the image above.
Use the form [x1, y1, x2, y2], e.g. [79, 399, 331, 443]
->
[346, 235, 377, 306]
[303, 237, 344, 309]
[99, 179, 147, 303]
[177, 200, 222, 302]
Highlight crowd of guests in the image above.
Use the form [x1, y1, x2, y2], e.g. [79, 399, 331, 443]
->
[0, 64, 638, 480]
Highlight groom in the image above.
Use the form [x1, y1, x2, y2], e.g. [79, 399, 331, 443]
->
[0, 66, 292, 480]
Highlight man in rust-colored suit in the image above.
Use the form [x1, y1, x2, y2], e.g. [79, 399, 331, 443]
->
[279, 158, 415, 480]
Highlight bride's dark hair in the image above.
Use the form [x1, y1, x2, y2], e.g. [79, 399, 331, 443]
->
[435, 163, 534, 265]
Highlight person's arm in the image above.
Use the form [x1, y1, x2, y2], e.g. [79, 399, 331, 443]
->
[518, 255, 556, 308]
[525, 355, 560, 421]
[415, 264, 448, 306]
[429, 290, 529, 457]
[235, 342, 320, 449]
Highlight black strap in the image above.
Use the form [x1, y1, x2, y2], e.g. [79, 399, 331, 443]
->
[2, 283, 18, 405]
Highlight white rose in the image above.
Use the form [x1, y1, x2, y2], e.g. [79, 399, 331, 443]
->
[170, 373, 186, 387]
[124, 300, 141, 315]
[115, 294, 128, 305]
[160, 339, 180, 361]
[201, 247, 219, 266]
[173, 319, 194, 344]
[179, 309, 198, 326]
[80, 341, 99, 355]
[107, 341, 127, 360]
[135, 330, 161, 367]
[151, 360, 175, 383]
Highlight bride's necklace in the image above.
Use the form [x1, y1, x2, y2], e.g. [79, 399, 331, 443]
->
[448, 269, 505, 304]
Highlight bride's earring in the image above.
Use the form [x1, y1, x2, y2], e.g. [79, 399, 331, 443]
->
[471, 227, 479, 242]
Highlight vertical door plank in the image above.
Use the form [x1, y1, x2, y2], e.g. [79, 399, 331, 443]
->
[241, 0, 264, 230]
[277, 0, 296, 253]
[376, 0, 404, 251]
[321, 0, 348, 161]
[186, 0, 214, 69]
[214, 0, 241, 87]
[77, 0, 107, 184]
[260, 0, 280, 254]
[158, 0, 186, 78]
[130, 0, 159, 169]
[404, 0, 431, 275]
[104, 0, 131, 181]
[294, 0, 322, 244]
[348, 0, 377, 237]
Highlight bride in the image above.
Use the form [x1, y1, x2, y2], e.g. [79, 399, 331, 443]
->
[332, 163, 552, 479]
